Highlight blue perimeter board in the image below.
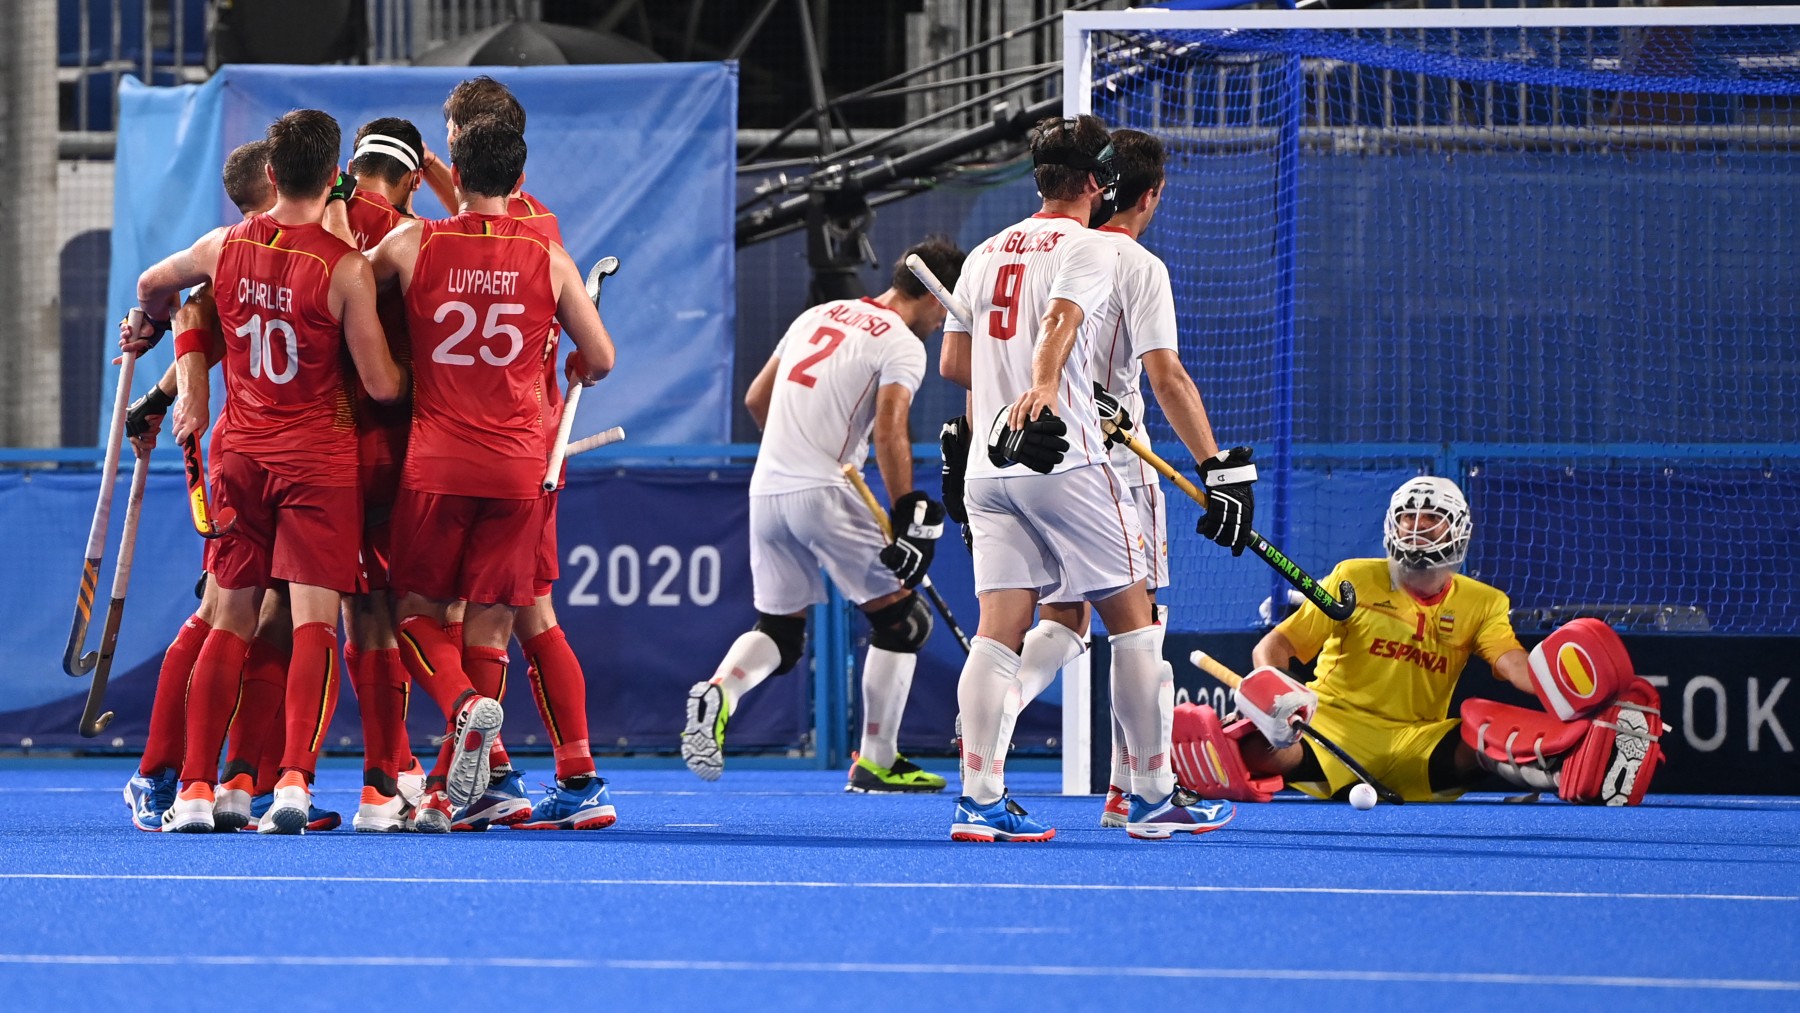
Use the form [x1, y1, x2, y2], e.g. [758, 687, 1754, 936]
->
[0, 761, 1796, 1012]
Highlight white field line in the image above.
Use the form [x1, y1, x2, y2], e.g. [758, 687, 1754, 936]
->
[0, 872, 1791, 904]
[0, 953, 1794, 991]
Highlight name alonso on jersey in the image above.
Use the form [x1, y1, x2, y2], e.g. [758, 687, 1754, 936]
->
[821, 302, 892, 336]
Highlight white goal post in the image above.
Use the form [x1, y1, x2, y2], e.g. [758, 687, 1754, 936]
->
[1053, 3, 1800, 796]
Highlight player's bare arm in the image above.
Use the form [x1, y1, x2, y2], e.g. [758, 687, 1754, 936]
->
[1141, 348, 1219, 460]
[366, 218, 423, 291]
[744, 353, 780, 429]
[331, 252, 405, 403]
[871, 384, 915, 501]
[940, 328, 971, 389]
[548, 243, 615, 383]
[127, 228, 227, 353]
[420, 144, 458, 211]
[1008, 297, 1084, 428]
[1252, 627, 1310, 671]
[168, 290, 223, 442]
[1492, 648, 1533, 695]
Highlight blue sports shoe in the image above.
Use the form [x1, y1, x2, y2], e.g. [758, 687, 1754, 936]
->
[951, 795, 1055, 842]
[453, 768, 534, 831]
[516, 777, 617, 831]
[124, 769, 177, 832]
[247, 792, 342, 833]
[1126, 786, 1234, 840]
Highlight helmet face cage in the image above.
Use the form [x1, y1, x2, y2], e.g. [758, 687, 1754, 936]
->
[1383, 477, 1472, 571]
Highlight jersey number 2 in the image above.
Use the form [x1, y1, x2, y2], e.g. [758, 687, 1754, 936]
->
[988, 263, 1026, 340]
[785, 326, 846, 388]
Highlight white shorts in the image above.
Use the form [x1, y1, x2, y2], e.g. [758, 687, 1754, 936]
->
[967, 462, 1147, 601]
[1044, 478, 1167, 603]
[749, 486, 902, 615]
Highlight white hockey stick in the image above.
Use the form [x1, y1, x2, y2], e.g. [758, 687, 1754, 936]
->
[565, 426, 626, 459]
[904, 253, 974, 333]
[543, 382, 583, 491]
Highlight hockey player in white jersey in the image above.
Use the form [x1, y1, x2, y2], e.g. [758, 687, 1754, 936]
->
[682, 237, 967, 792]
[996, 128, 1260, 828]
[939, 115, 1245, 841]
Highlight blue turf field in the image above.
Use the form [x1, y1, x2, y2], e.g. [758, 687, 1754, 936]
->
[1, 760, 1796, 1012]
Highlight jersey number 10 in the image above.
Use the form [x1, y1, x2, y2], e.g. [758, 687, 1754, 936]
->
[237, 313, 299, 385]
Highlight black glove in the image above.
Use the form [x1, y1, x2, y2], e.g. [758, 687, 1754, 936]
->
[125, 386, 175, 439]
[939, 415, 970, 526]
[879, 491, 945, 588]
[327, 171, 356, 203]
[1195, 446, 1258, 555]
[1093, 382, 1133, 448]
[986, 404, 1068, 474]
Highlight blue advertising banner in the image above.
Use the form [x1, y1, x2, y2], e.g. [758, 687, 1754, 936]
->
[104, 62, 737, 446]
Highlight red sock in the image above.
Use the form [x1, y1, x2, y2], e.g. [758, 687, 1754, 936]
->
[179, 630, 249, 787]
[464, 644, 511, 769]
[253, 697, 286, 796]
[444, 621, 465, 651]
[224, 635, 287, 788]
[522, 626, 594, 780]
[389, 653, 417, 773]
[280, 623, 340, 778]
[139, 615, 210, 776]
[397, 616, 476, 719]
[349, 645, 405, 781]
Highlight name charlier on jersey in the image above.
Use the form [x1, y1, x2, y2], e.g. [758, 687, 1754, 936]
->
[822, 302, 892, 336]
[236, 278, 293, 313]
[987, 229, 1063, 255]
[446, 267, 522, 296]
[1367, 637, 1450, 674]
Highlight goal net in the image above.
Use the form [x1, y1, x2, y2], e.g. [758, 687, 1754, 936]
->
[1066, 5, 1800, 635]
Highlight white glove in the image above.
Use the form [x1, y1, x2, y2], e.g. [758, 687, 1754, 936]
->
[1233, 666, 1318, 750]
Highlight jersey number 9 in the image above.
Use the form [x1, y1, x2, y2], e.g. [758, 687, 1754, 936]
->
[989, 263, 1025, 340]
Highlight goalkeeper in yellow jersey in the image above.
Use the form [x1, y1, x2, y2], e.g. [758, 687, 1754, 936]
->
[1172, 476, 1665, 805]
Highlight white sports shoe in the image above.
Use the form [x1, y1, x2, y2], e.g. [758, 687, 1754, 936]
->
[680, 681, 728, 782]
[444, 696, 504, 809]
[213, 775, 254, 833]
[163, 783, 216, 834]
[396, 757, 425, 809]
[258, 774, 311, 835]
[353, 786, 411, 833]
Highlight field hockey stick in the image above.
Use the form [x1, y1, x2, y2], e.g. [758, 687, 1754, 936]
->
[63, 322, 140, 676]
[564, 426, 627, 458]
[1103, 423, 1356, 622]
[1190, 650, 1404, 805]
[79, 445, 150, 736]
[841, 463, 972, 654]
[905, 254, 973, 333]
[544, 256, 623, 488]
[181, 432, 234, 538]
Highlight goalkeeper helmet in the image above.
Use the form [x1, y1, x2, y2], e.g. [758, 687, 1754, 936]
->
[1383, 476, 1471, 572]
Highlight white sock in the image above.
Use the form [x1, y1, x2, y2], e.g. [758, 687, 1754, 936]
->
[1109, 709, 1131, 792]
[1109, 624, 1174, 802]
[1016, 619, 1087, 707]
[710, 630, 782, 710]
[858, 647, 916, 769]
[957, 636, 1023, 806]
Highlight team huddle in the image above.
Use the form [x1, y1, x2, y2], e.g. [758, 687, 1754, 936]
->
[119, 94, 1664, 839]
[122, 78, 617, 834]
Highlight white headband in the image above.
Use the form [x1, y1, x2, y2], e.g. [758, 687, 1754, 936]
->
[352, 134, 420, 171]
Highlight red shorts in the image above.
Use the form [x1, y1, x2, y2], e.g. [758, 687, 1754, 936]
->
[389, 488, 541, 607]
[209, 451, 363, 594]
[359, 458, 402, 594]
[535, 490, 560, 597]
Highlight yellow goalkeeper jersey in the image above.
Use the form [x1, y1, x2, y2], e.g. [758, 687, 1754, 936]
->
[1274, 558, 1524, 727]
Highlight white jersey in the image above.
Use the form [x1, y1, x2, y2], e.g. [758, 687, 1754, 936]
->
[750, 297, 926, 496]
[1090, 226, 1179, 486]
[954, 213, 1119, 482]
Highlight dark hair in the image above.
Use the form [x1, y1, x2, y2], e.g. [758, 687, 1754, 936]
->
[264, 109, 341, 198]
[893, 235, 965, 299]
[1029, 114, 1112, 202]
[349, 117, 423, 185]
[451, 116, 526, 198]
[444, 75, 526, 133]
[1109, 129, 1165, 211]
[221, 139, 272, 216]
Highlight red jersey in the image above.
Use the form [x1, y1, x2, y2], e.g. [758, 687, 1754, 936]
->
[506, 191, 562, 246]
[403, 212, 558, 499]
[214, 214, 358, 486]
[346, 188, 414, 469]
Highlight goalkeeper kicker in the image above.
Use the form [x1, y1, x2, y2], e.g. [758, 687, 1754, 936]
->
[1175, 476, 1665, 805]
